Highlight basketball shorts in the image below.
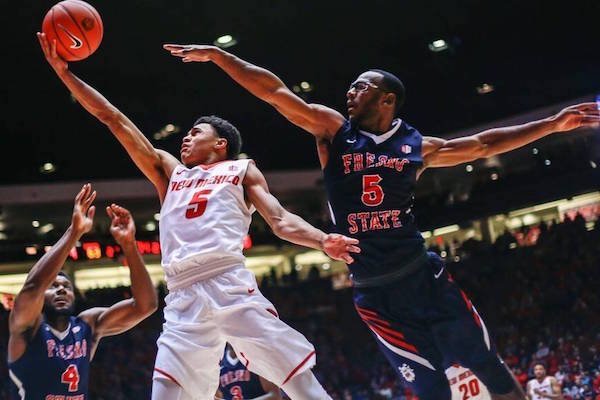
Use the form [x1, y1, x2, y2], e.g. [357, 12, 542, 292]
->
[153, 266, 316, 398]
[353, 252, 514, 400]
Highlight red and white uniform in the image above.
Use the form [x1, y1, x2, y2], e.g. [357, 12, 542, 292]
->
[153, 160, 317, 399]
[527, 377, 552, 400]
[446, 365, 492, 400]
[160, 160, 253, 290]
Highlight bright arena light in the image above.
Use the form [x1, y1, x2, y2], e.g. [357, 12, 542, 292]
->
[428, 39, 448, 52]
[476, 83, 494, 94]
[40, 162, 56, 174]
[214, 34, 238, 48]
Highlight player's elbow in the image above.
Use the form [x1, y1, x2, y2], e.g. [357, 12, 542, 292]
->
[264, 85, 289, 103]
[146, 297, 159, 315]
[137, 304, 157, 320]
[96, 107, 121, 126]
[270, 214, 292, 239]
[471, 141, 491, 160]
[148, 299, 159, 315]
[136, 295, 158, 317]
[270, 221, 286, 239]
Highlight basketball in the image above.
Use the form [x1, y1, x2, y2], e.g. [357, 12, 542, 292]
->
[41, 0, 103, 62]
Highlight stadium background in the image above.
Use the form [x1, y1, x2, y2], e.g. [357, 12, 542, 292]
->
[1, 0, 599, 398]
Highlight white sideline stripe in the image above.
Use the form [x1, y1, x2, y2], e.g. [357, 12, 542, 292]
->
[327, 201, 336, 225]
[472, 305, 491, 351]
[374, 332, 436, 370]
[9, 369, 26, 400]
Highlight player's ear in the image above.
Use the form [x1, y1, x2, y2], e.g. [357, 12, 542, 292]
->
[215, 137, 228, 150]
[383, 93, 396, 105]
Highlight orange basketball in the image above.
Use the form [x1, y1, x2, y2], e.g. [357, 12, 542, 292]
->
[41, 0, 103, 62]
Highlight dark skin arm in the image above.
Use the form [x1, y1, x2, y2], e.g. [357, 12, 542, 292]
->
[164, 44, 599, 176]
[8, 184, 96, 362]
[163, 44, 345, 140]
[38, 32, 179, 202]
[243, 161, 360, 264]
[79, 204, 158, 358]
[421, 102, 600, 170]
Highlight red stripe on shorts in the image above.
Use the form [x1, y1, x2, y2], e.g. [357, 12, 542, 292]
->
[460, 289, 482, 327]
[370, 324, 419, 353]
[154, 367, 182, 387]
[355, 305, 415, 351]
[266, 308, 279, 318]
[282, 350, 316, 385]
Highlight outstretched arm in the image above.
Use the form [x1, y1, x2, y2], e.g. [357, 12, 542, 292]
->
[163, 44, 345, 140]
[37, 32, 178, 200]
[422, 102, 600, 169]
[79, 205, 158, 347]
[243, 162, 360, 264]
[8, 184, 96, 361]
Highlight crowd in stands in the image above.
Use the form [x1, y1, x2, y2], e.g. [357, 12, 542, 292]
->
[0, 213, 598, 399]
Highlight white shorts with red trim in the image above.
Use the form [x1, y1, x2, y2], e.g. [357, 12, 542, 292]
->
[153, 265, 316, 398]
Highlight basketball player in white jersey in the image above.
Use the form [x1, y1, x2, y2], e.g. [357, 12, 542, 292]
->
[38, 32, 360, 400]
[446, 364, 492, 400]
[526, 364, 562, 400]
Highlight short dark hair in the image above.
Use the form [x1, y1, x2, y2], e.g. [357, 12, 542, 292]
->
[193, 115, 242, 160]
[57, 270, 72, 282]
[369, 69, 406, 114]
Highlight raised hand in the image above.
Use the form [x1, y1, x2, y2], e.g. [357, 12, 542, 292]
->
[36, 32, 68, 74]
[72, 183, 96, 237]
[106, 204, 136, 247]
[552, 102, 600, 132]
[163, 44, 220, 63]
[321, 234, 360, 264]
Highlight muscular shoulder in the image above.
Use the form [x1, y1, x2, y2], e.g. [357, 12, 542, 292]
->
[77, 307, 105, 334]
[242, 160, 266, 187]
[305, 104, 345, 140]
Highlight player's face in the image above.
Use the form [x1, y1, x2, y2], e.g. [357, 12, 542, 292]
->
[44, 275, 75, 315]
[346, 71, 387, 123]
[533, 365, 546, 379]
[181, 123, 223, 166]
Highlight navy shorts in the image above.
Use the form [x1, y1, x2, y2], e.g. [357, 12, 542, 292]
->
[352, 252, 514, 400]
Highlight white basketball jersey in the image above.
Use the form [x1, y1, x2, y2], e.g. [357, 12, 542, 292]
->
[528, 377, 552, 400]
[159, 159, 255, 289]
[446, 365, 491, 400]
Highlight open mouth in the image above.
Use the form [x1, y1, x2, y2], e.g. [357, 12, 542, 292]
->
[55, 297, 68, 305]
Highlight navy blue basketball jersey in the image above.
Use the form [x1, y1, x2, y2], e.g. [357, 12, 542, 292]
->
[8, 316, 92, 400]
[323, 118, 426, 282]
[219, 352, 267, 400]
